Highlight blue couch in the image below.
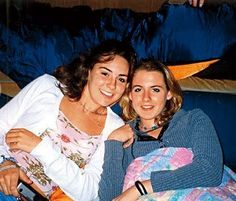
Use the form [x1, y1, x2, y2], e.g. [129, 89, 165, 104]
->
[182, 91, 236, 171]
[0, 2, 236, 171]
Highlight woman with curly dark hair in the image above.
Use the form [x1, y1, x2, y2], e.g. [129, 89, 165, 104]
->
[0, 39, 136, 201]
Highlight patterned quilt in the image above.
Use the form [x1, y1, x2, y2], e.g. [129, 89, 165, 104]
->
[123, 147, 236, 201]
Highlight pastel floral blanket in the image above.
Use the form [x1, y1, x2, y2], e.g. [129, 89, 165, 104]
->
[123, 147, 236, 201]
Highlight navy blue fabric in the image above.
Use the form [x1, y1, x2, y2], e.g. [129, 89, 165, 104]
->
[182, 91, 236, 170]
[0, 3, 236, 87]
[131, 3, 236, 63]
[0, 94, 12, 108]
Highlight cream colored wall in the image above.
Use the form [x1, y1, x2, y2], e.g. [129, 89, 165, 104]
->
[17, 0, 236, 12]
[24, 0, 167, 12]
[0, 71, 20, 97]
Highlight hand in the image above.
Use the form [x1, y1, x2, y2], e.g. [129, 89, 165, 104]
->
[113, 180, 153, 201]
[108, 124, 134, 148]
[0, 161, 32, 197]
[113, 186, 139, 201]
[5, 128, 42, 153]
[188, 0, 205, 7]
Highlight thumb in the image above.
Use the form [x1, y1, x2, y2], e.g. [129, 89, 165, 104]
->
[19, 169, 33, 185]
[123, 137, 134, 148]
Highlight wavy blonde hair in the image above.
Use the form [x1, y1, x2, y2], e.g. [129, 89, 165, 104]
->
[119, 59, 183, 126]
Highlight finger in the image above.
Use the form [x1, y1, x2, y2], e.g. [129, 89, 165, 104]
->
[192, 0, 198, 7]
[0, 178, 5, 194]
[9, 176, 19, 197]
[1, 177, 10, 195]
[20, 170, 32, 185]
[199, 0, 204, 7]
[188, 0, 193, 5]
[5, 136, 19, 145]
[123, 137, 134, 148]
[5, 141, 20, 152]
[8, 128, 25, 133]
[6, 129, 21, 137]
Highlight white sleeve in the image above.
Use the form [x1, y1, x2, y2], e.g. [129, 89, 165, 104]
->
[0, 78, 41, 156]
[31, 135, 105, 201]
[0, 74, 57, 157]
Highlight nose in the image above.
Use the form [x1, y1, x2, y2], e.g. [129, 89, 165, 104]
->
[143, 90, 151, 101]
[107, 77, 116, 90]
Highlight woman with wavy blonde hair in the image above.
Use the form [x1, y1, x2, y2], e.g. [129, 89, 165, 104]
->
[99, 58, 223, 201]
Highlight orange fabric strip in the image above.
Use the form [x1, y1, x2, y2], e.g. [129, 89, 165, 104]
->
[50, 188, 73, 201]
[168, 59, 219, 80]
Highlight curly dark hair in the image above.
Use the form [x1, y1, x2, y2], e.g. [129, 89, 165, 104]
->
[120, 59, 183, 126]
[54, 39, 136, 100]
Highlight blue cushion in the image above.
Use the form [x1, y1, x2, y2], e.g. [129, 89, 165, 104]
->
[131, 3, 236, 63]
[0, 94, 12, 108]
[1, 3, 236, 87]
[182, 91, 236, 170]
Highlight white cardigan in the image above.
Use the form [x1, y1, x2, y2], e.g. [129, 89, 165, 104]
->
[0, 74, 124, 201]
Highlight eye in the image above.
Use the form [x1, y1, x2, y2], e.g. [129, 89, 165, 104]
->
[133, 87, 141, 92]
[118, 77, 127, 83]
[101, 71, 109, 77]
[152, 88, 160, 93]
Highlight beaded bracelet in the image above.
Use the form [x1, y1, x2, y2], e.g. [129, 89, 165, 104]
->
[0, 164, 17, 172]
[0, 154, 17, 165]
[134, 180, 148, 196]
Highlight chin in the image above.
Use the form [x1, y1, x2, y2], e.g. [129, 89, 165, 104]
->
[99, 100, 115, 107]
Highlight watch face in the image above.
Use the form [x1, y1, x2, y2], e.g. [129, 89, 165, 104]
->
[0, 155, 4, 163]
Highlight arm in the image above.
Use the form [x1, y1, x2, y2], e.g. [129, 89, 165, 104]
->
[0, 74, 54, 156]
[150, 109, 223, 192]
[98, 140, 127, 201]
[30, 135, 108, 200]
[0, 76, 49, 197]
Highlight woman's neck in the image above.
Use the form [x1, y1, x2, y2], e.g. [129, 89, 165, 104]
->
[77, 87, 107, 115]
[138, 119, 158, 131]
[78, 100, 107, 115]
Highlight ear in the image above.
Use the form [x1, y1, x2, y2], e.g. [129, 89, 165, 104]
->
[87, 70, 91, 81]
[129, 92, 132, 101]
[167, 91, 173, 100]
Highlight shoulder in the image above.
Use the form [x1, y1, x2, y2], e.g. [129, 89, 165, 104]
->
[25, 74, 60, 94]
[107, 107, 124, 126]
[102, 108, 124, 139]
[187, 108, 210, 120]
[106, 107, 125, 130]
[14, 74, 63, 103]
[32, 74, 58, 87]
[172, 108, 212, 125]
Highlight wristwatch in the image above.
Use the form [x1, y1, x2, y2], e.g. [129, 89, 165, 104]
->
[0, 155, 17, 164]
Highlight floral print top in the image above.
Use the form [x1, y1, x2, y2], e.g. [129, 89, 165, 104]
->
[10, 111, 102, 198]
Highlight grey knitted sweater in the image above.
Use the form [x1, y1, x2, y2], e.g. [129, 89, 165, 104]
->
[98, 109, 223, 201]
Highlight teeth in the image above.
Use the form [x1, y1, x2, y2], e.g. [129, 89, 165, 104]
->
[101, 90, 113, 97]
[142, 105, 153, 109]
